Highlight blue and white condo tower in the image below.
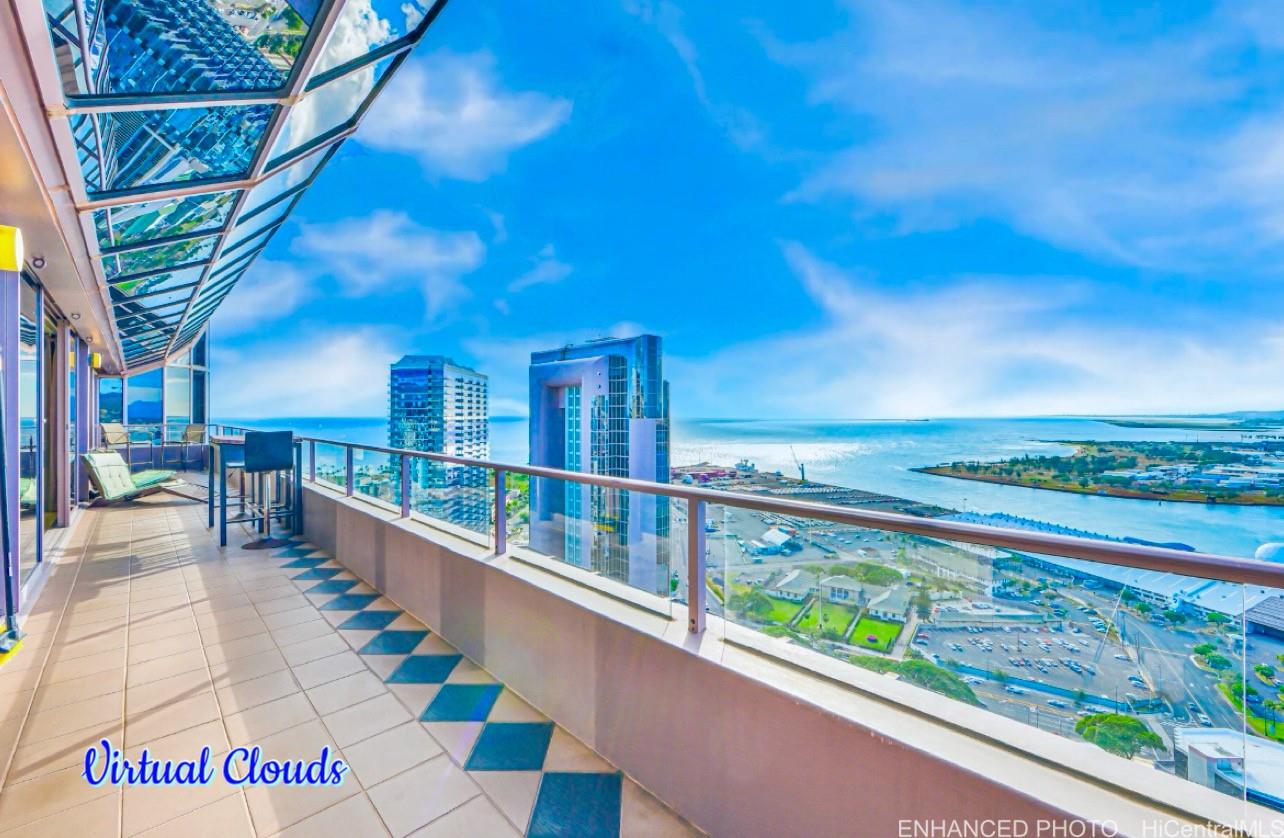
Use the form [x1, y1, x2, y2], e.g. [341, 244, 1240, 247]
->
[389, 356, 489, 533]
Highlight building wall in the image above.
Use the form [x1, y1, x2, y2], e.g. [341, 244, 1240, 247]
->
[528, 336, 670, 594]
[388, 356, 489, 532]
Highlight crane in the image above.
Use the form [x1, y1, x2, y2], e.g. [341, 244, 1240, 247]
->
[790, 445, 806, 483]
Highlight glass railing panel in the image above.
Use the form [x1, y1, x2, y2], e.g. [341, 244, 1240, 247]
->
[406, 459, 492, 541]
[351, 449, 397, 509]
[707, 501, 1280, 810]
[511, 474, 679, 613]
[313, 442, 348, 489]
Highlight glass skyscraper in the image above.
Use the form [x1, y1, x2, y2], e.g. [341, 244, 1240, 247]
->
[528, 335, 671, 594]
[388, 356, 489, 533]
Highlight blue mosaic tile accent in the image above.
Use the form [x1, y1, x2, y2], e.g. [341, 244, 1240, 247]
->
[319, 593, 380, 611]
[420, 684, 503, 722]
[528, 772, 622, 838]
[274, 545, 318, 558]
[464, 722, 554, 771]
[305, 579, 359, 595]
[281, 557, 328, 568]
[386, 654, 462, 684]
[358, 630, 428, 655]
[292, 568, 341, 581]
[337, 610, 400, 630]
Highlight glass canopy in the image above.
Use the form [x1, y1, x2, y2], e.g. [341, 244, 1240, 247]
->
[37, 0, 447, 370]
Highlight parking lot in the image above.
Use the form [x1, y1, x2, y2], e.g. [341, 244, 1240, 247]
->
[914, 620, 1149, 708]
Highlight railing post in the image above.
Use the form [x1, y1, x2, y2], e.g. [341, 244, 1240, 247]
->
[493, 469, 507, 555]
[400, 454, 411, 518]
[344, 446, 354, 497]
[687, 498, 706, 633]
[308, 440, 316, 482]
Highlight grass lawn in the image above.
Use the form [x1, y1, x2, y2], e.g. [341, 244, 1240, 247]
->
[1218, 683, 1284, 743]
[796, 602, 858, 636]
[764, 597, 805, 625]
[850, 616, 903, 652]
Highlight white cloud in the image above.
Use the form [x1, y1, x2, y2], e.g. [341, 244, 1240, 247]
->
[291, 210, 484, 318]
[507, 244, 572, 292]
[210, 260, 311, 335]
[623, 0, 764, 149]
[670, 244, 1284, 418]
[358, 51, 572, 180]
[763, 0, 1284, 269]
[212, 330, 398, 418]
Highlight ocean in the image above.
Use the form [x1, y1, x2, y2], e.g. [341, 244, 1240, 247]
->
[218, 415, 1284, 559]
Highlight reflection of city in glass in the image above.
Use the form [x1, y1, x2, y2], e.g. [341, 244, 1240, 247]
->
[528, 335, 671, 595]
[386, 356, 489, 533]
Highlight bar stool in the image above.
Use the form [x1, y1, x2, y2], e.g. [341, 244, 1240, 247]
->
[242, 430, 295, 550]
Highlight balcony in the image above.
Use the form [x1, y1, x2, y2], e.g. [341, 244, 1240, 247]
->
[0, 433, 1279, 836]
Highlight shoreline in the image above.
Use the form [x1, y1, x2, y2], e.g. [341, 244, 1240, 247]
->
[912, 466, 1284, 507]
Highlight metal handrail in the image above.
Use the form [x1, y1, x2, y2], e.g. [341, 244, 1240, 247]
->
[209, 424, 1284, 591]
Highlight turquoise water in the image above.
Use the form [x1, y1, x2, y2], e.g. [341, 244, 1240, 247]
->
[219, 416, 1284, 558]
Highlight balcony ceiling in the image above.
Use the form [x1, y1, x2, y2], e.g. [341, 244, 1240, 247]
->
[15, 0, 449, 372]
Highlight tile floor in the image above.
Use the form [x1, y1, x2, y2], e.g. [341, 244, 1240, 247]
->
[0, 495, 700, 837]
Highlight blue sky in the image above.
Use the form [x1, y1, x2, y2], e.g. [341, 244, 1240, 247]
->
[212, 0, 1284, 419]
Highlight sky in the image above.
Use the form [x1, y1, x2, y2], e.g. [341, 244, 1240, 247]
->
[212, 0, 1284, 420]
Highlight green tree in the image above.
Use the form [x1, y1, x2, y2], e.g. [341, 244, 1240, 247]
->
[895, 659, 982, 706]
[1162, 609, 1186, 624]
[1256, 664, 1276, 679]
[1205, 653, 1233, 671]
[1075, 713, 1163, 759]
[728, 589, 773, 620]
[1207, 612, 1231, 625]
[1136, 602, 1152, 615]
[1193, 643, 1217, 656]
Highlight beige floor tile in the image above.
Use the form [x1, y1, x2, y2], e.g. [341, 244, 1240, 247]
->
[386, 683, 440, 716]
[319, 610, 359, 628]
[0, 762, 117, 830]
[257, 594, 313, 616]
[46, 629, 130, 662]
[469, 770, 540, 833]
[223, 692, 316, 746]
[270, 619, 334, 647]
[126, 649, 208, 688]
[194, 605, 259, 629]
[8, 720, 124, 783]
[621, 778, 702, 838]
[487, 689, 547, 723]
[125, 718, 228, 762]
[0, 688, 34, 726]
[202, 631, 277, 666]
[216, 669, 300, 715]
[121, 753, 241, 836]
[208, 648, 288, 687]
[386, 614, 426, 632]
[543, 726, 614, 773]
[24, 690, 122, 741]
[124, 691, 220, 748]
[280, 633, 349, 667]
[304, 671, 387, 716]
[127, 614, 199, 641]
[361, 654, 406, 681]
[340, 722, 442, 788]
[292, 651, 367, 690]
[200, 617, 270, 643]
[412, 635, 459, 655]
[126, 668, 212, 714]
[367, 754, 479, 838]
[409, 796, 518, 838]
[262, 606, 323, 632]
[240, 722, 355, 833]
[128, 632, 203, 664]
[444, 659, 498, 685]
[275, 792, 388, 838]
[322, 693, 411, 747]
[0, 787, 120, 838]
[134, 792, 253, 837]
[420, 722, 484, 765]
[337, 629, 380, 651]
